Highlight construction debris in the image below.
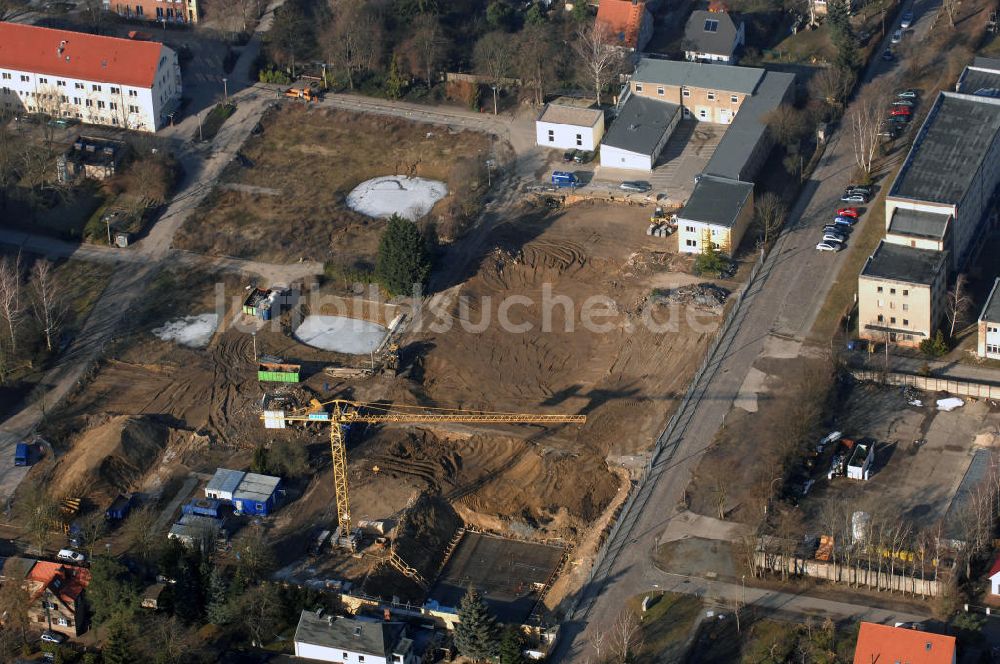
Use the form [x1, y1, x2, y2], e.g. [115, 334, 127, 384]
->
[652, 283, 730, 311]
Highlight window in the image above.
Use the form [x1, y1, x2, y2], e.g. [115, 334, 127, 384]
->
[890, 317, 896, 324]
[877, 314, 884, 323]
[576, 134, 582, 146]
[876, 286, 883, 293]
[359, 657, 365, 663]
[547, 129, 554, 142]
[110, 102, 117, 110]
[129, 104, 139, 113]
[60, 95, 67, 103]
[20, 75, 28, 82]
[682, 87, 690, 97]
[707, 91, 716, 101]
[343, 654, 349, 660]
[75, 82, 84, 89]
[57, 80, 66, 86]
[704, 18, 719, 32]
[57, 617, 69, 627]
[110, 86, 119, 93]
[877, 299, 884, 307]
[731, 95, 739, 103]
[256, 503, 264, 511]
[73, 97, 81, 104]
[902, 303, 908, 311]
[902, 289, 909, 296]
[988, 344, 1000, 354]
[685, 239, 697, 247]
[635, 83, 643, 92]
[685, 226, 695, 232]
[39, 77, 47, 84]
[657, 87, 664, 96]
[128, 89, 138, 97]
[902, 319, 909, 326]
[85, 99, 93, 107]
[97, 100, 105, 109]
[0, 73, 9, 80]
[698, 109, 707, 119]
[890, 288, 896, 294]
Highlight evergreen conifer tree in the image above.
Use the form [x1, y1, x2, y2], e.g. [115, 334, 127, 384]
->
[206, 566, 231, 625]
[454, 587, 500, 662]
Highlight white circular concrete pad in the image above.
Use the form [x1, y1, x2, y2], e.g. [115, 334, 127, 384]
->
[346, 176, 447, 220]
[294, 315, 388, 354]
[152, 313, 220, 348]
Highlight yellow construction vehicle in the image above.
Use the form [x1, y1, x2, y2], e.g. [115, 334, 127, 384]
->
[261, 399, 585, 550]
[284, 86, 319, 102]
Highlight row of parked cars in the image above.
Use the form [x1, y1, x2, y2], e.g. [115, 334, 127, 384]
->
[562, 149, 594, 164]
[817, 188, 868, 251]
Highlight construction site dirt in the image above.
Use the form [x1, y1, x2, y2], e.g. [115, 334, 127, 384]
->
[24, 200, 725, 613]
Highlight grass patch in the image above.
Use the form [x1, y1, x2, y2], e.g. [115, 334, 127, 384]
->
[176, 105, 492, 264]
[625, 592, 703, 663]
[200, 102, 236, 142]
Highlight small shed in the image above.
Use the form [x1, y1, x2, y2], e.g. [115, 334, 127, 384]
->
[232, 472, 282, 516]
[182, 498, 225, 519]
[205, 468, 245, 502]
[989, 555, 1000, 595]
[847, 442, 875, 481]
[242, 288, 283, 320]
[105, 494, 135, 521]
[168, 514, 224, 549]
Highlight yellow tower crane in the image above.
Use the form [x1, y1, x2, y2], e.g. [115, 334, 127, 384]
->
[262, 399, 585, 548]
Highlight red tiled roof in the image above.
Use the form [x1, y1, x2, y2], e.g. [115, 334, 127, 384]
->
[853, 623, 956, 664]
[596, 0, 647, 49]
[0, 22, 164, 88]
[990, 553, 1000, 577]
[27, 561, 91, 605]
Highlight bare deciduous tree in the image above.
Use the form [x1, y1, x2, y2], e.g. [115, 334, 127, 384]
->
[0, 255, 24, 356]
[946, 273, 972, 338]
[755, 192, 787, 246]
[30, 260, 65, 353]
[241, 582, 283, 648]
[15, 483, 60, 555]
[400, 13, 449, 88]
[323, 4, 383, 91]
[608, 608, 643, 664]
[515, 23, 558, 106]
[121, 506, 159, 562]
[76, 510, 108, 561]
[474, 31, 514, 115]
[572, 21, 622, 106]
[849, 84, 890, 176]
[810, 66, 854, 110]
[764, 104, 807, 150]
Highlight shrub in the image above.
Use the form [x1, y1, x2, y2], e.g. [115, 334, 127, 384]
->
[376, 215, 432, 296]
[258, 66, 292, 85]
[918, 330, 949, 357]
[693, 242, 729, 276]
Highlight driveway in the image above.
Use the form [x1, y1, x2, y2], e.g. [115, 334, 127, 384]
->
[552, 0, 944, 659]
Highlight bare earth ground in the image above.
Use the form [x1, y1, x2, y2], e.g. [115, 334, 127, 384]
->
[174, 105, 493, 264]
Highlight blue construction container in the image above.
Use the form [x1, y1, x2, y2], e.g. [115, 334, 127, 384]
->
[105, 494, 135, 520]
[182, 498, 224, 519]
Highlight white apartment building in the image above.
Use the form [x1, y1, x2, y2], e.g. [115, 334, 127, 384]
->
[0, 22, 181, 132]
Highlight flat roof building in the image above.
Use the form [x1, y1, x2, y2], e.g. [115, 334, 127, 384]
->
[205, 468, 245, 502]
[599, 94, 681, 171]
[293, 611, 418, 664]
[232, 472, 282, 516]
[858, 240, 948, 347]
[955, 57, 1000, 94]
[535, 98, 605, 152]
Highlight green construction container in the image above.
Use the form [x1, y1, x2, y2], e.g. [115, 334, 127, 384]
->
[258, 370, 300, 383]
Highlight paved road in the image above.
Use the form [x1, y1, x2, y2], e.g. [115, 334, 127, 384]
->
[0, 0, 295, 503]
[553, 0, 944, 659]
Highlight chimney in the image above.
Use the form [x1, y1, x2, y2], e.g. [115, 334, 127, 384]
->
[57, 40, 66, 56]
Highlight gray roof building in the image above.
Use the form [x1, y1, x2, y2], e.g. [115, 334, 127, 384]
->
[704, 70, 796, 181]
[860, 240, 946, 285]
[294, 611, 414, 659]
[981, 278, 1000, 324]
[232, 472, 282, 505]
[205, 468, 244, 498]
[602, 94, 680, 155]
[678, 175, 754, 227]
[168, 514, 223, 546]
[889, 92, 1000, 204]
[631, 58, 764, 94]
[683, 10, 741, 59]
[887, 208, 950, 240]
[538, 103, 603, 128]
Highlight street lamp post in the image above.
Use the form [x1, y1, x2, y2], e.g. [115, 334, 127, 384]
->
[222, 77, 229, 105]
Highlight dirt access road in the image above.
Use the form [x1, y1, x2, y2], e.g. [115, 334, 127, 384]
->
[552, 0, 943, 659]
[0, 0, 299, 503]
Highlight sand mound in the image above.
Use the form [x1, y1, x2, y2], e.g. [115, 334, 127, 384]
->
[51, 415, 169, 501]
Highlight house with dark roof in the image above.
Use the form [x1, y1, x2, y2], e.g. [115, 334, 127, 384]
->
[0, 22, 182, 131]
[535, 97, 605, 151]
[858, 240, 948, 347]
[955, 56, 1000, 95]
[683, 9, 745, 64]
[676, 175, 754, 255]
[599, 94, 681, 170]
[852, 622, 956, 664]
[978, 278, 1000, 360]
[294, 611, 419, 664]
[596, 0, 654, 52]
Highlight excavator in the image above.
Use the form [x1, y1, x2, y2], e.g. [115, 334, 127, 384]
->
[261, 399, 585, 584]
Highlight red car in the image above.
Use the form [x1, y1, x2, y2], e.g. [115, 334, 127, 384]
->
[890, 106, 912, 117]
[837, 207, 859, 218]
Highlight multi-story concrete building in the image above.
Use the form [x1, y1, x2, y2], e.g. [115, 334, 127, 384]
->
[0, 22, 182, 132]
[858, 240, 948, 347]
[885, 91, 1000, 270]
[107, 0, 199, 23]
[978, 278, 1000, 360]
[675, 175, 754, 256]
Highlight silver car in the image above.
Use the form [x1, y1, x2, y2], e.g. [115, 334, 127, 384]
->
[816, 241, 841, 252]
[823, 233, 846, 244]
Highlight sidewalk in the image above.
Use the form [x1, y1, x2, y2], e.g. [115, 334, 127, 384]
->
[846, 349, 1000, 385]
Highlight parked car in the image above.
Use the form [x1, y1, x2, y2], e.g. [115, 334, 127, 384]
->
[837, 207, 859, 218]
[562, 150, 577, 163]
[900, 10, 914, 28]
[834, 216, 857, 227]
[846, 184, 872, 195]
[822, 233, 846, 244]
[619, 181, 651, 193]
[890, 106, 912, 117]
[824, 224, 850, 235]
[573, 151, 593, 164]
[897, 89, 918, 99]
[891, 29, 903, 43]
[40, 631, 66, 644]
[14, 442, 31, 467]
[892, 99, 915, 107]
[841, 193, 867, 204]
[889, 113, 911, 124]
[56, 549, 85, 564]
[551, 171, 579, 188]
[816, 241, 841, 252]
[882, 49, 895, 61]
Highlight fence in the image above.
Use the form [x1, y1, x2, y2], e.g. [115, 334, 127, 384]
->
[566, 246, 769, 624]
[753, 551, 941, 597]
[850, 369, 1000, 399]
